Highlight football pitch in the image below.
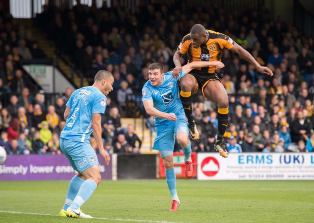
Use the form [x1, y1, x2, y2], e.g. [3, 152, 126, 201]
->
[0, 180, 313, 223]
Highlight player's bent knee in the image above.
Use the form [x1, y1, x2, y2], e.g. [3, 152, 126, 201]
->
[177, 135, 189, 148]
[163, 158, 173, 170]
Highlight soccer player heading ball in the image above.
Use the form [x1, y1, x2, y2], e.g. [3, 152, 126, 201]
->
[173, 24, 273, 158]
[143, 60, 224, 211]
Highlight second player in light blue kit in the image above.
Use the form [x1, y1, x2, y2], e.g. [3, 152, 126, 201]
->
[142, 61, 224, 211]
[59, 70, 114, 218]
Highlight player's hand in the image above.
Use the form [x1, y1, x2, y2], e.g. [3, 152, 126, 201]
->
[213, 61, 225, 69]
[100, 150, 110, 165]
[256, 65, 273, 76]
[172, 66, 182, 78]
[166, 113, 177, 121]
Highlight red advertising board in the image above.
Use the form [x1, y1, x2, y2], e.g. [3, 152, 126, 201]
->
[159, 152, 197, 178]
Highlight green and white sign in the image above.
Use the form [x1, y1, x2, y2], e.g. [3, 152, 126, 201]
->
[24, 65, 54, 92]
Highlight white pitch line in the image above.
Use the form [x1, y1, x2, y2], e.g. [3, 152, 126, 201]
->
[0, 210, 181, 223]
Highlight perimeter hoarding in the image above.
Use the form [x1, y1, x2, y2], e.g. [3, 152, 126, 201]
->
[197, 153, 314, 180]
[0, 155, 112, 181]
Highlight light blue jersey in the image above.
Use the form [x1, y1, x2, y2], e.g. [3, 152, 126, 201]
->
[142, 70, 188, 155]
[142, 70, 186, 126]
[61, 86, 107, 143]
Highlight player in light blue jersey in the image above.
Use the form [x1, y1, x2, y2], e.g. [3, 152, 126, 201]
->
[142, 61, 224, 211]
[59, 70, 114, 219]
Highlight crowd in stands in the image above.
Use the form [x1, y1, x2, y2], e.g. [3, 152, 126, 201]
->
[1, 1, 314, 154]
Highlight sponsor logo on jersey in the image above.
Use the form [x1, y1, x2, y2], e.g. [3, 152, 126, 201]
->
[200, 54, 212, 61]
[142, 90, 146, 97]
[168, 82, 173, 89]
[161, 91, 174, 105]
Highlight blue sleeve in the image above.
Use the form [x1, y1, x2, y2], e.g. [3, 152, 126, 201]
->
[92, 93, 107, 115]
[142, 86, 153, 102]
[178, 69, 186, 79]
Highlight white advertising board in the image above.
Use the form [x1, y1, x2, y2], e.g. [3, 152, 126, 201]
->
[197, 153, 314, 180]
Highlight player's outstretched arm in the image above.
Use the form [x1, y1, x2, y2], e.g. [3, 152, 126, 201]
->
[172, 51, 183, 77]
[143, 100, 177, 121]
[92, 113, 110, 165]
[230, 42, 273, 76]
[182, 61, 225, 75]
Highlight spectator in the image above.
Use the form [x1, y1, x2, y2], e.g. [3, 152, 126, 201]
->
[7, 118, 19, 142]
[0, 131, 10, 151]
[224, 123, 237, 138]
[35, 93, 46, 113]
[222, 74, 235, 94]
[17, 106, 30, 129]
[31, 130, 46, 154]
[297, 89, 309, 107]
[62, 87, 73, 103]
[108, 107, 122, 132]
[252, 125, 263, 151]
[230, 105, 244, 128]
[125, 124, 142, 149]
[297, 47, 313, 74]
[7, 95, 19, 118]
[1, 108, 11, 131]
[297, 140, 307, 152]
[244, 108, 254, 129]
[291, 111, 311, 143]
[226, 136, 242, 153]
[18, 88, 36, 113]
[306, 131, 314, 152]
[32, 104, 45, 129]
[267, 46, 283, 66]
[30, 42, 45, 59]
[46, 105, 59, 131]
[269, 114, 280, 134]
[197, 111, 216, 139]
[114, 133, 130, 153]
[47, 133, 61, 155]
[18, 39, 32, 59]
[7, 139, 20, 155]
[17, 133, 31, 155]
[117, 81, 133, 107]
[102, 119, 116, 145]
[279, 125, 292, 149]
[55, 97, 66, 120]
[39, 121, 52, 144]
[208, 111, 218, 129]
[274, 138, 285, 152]
[241, 133, 257, 152]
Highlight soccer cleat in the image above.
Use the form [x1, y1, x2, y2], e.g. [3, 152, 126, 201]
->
[185, 161, 193, 178]
[188, 120, 199, 140]
[169, 200, 180, 212]
[214, 139, 229, 158]
[66, 208, 93, 219]
[59, 209, 66, 217]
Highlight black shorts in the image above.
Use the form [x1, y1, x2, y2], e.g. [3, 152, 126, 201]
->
[189, 70, 221, 97]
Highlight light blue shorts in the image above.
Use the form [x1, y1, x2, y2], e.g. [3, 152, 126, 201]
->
[153, 114, 189, 158]
[60, 138, 99, 173]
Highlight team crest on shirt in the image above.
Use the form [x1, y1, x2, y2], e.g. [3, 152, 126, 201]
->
[168, 82, 173, 89]
[101, 98, 106, 106]
[90, 157, 96, 163]
[161, 91, 173, 105]
[210, 45, 215, 51]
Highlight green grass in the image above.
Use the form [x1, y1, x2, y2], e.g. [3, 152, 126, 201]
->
[0, 180, 313, 223]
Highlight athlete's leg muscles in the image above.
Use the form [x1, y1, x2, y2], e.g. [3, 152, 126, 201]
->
[69, 165, 101, 210]
[176, 132, 191, 161]
[161, 154, 178, 201]
[179, 74, 198, 123]
[203, 80, 229, 141]
[63, 174, 85, 211]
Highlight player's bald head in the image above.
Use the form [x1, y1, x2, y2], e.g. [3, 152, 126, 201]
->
[190, 24, 206, 35]
[94, 70, 113, 82]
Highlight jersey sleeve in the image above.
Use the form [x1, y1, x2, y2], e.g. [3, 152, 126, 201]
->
[217, 35, 235, 50]
[177, 35, 191, 55]
[142, 86, 153, 102]
[92, 94, 107, 115]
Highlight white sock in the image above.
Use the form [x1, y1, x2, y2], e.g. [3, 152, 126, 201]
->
[172, 195, 179, 201]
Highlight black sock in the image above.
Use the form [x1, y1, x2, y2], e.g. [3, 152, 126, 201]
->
[217, 108, 229, 141]
[180, 90, 193, 123]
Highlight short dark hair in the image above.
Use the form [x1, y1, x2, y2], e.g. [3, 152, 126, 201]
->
[190, 24, 206, 35]
[149, 63, 164, 73]
[94, 70, 113, 82]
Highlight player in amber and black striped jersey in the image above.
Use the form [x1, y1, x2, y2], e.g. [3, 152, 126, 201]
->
[173, 24, 273, 158]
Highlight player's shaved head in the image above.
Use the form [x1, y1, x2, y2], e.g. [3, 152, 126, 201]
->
[94, 70, 113, 82]
[149, 63, 164, 73]
[190, 24, 206, 35]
